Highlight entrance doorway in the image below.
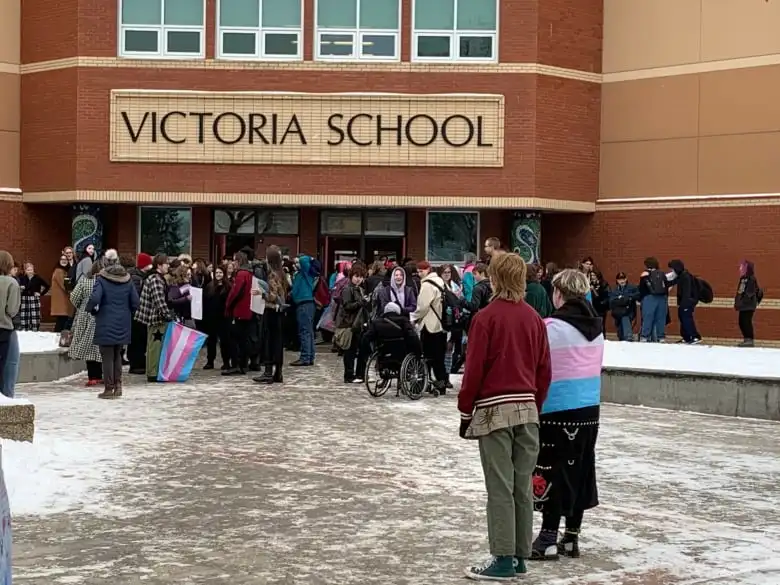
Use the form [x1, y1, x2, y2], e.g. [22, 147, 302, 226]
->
[322, 237, 361, 273]
[364, 237, 405, 264]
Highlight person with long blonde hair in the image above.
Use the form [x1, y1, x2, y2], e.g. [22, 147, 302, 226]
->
[458, 253, 552, 581]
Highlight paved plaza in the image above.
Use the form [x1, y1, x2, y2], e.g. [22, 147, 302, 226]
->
[7, 353, 780, 585]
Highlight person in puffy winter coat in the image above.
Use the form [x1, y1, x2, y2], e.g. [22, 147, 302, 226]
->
[87, 258, 139, 399]
[608, 272, 639, 341]
[668, 259, 701, 344]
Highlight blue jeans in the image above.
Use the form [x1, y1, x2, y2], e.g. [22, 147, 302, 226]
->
[296, 301, 315, 364]
[2, 331, 19, 398]
[614, 315, 634, 341]
[640, 295, 666, 341]
[678, 306, 700, 343]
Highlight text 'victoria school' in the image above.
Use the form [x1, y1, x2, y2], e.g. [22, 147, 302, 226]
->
[120, 111, 495, 149]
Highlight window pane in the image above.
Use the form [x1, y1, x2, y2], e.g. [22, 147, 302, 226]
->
[220, 0, 259, 27]
[223, 31, 256, 54]
[264, 33, 298, 55]
[140, 208, 192, 256]
[263, 0, 302, 27]
[427, 212, 478, 262]
[214, 209, 256, 233]
[122, 0, 162, 25]
[319, 33, 354, 56]
[318, 0, 357, 28]
[361, 34, 395, 57]
[164, 0, 204, 25]
[364, 212, 405, 236]
[359, 0, 398, 29]
[417, 35, 451, 57]
[321, 210, 362, 235]
[414, 0, 454, 30]
[257, 210, 299, 234]
[456, 0, 497, 30]
[125, 30, 160, 52]
[459, 35, 492, 58]
[167, 30, 201, 52]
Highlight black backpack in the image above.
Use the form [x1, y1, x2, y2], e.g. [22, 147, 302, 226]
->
[427, 281, 458, 332]
[695, 276, 714, 304]
[647, 270, 667, 295]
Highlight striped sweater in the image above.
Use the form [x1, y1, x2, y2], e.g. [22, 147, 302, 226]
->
[542, 315, 604, 414]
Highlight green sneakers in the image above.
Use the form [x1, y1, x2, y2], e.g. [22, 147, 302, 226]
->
[514, 557, 527, 575]
[464, 555, 516, 581]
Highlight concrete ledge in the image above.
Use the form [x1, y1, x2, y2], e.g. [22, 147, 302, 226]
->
[0, 398, 34, 442]
[19, 349, 85, 383]
[602, 368, 780, 421]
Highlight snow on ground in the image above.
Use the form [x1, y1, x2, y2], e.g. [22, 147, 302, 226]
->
[604, 339, 780, 378]
[6, 356, 780, 585]
[18, 331, 60, 354]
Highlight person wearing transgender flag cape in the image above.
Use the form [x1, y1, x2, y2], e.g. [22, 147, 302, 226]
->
[529, 269, 604, 562]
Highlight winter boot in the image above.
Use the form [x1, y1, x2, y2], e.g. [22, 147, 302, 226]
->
[203, 361, 214, 370]
[464, 555, 515, 581]
[97, 386, 116, 400]
[272, 365, 283, 384]
[739, 339, 755, 348]
[114, 381, 123, 398]
[530, 529, 559, 561]
[253, 365, 274, 384]
[558, 530, 580, 558]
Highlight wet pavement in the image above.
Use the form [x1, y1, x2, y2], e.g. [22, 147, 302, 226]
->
[8, 352, 780, 585]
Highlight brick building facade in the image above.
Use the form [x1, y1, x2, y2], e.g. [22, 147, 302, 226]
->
[2, 0, 780, 342]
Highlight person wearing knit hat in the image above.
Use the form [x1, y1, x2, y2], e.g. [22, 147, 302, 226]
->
[127, 253, 154, 374]
[136, 253, 153, 270]
[383, 301, 401, 315]
[362, 300, 422, 362]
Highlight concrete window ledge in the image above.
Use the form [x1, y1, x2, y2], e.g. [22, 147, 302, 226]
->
[602, 368, 780, 422]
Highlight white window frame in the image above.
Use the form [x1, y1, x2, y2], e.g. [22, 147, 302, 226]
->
[137, 206, 194, 256]
[314, 0, 401, 62]
[425, 210, 481, 266]
[119, 0, 206, 59]
[216, 0, 303, 61]
[412, 0, 498, 63]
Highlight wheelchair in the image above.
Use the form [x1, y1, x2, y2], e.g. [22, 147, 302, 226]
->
[364, 338, 429, 400]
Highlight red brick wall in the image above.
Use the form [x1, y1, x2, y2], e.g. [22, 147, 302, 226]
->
[537, 0, 602, 72]
[21, 68, 601, 207]
[20, 0, 591, 66]
[0, 201, 70, 274]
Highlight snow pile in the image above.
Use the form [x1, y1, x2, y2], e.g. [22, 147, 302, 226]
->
[603, 340, 780, 379]
[18, 331, 61, 354]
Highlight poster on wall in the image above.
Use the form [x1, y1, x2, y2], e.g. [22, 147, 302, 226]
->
[510, 212, 541, 264]
[71, 204, 104, 257]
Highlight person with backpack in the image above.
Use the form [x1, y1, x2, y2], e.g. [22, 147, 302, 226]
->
[411, 261, 449, 395]
[638, 257, 669, 342]
[290, 254, 319, 366]
[668, 259, 702, 344]
[734, 260, 762, 347]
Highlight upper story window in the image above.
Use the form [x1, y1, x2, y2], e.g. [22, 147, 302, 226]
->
[316, 0, 401, 61]
[413, 0, 498, 62]
[218, 0, 303, 60]
[120, 0, 206, 58]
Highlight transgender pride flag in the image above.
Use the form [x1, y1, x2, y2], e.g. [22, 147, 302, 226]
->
[157, 322, 208, 382]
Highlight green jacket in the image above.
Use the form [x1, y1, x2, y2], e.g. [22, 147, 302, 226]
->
[525, 281, 553, 318]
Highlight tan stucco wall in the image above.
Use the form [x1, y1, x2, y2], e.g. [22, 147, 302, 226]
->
[0, 0, 20, 192]
[603, 0, 780, 74]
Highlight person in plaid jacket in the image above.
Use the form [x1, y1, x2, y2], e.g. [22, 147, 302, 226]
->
[134, 254, 174, 382]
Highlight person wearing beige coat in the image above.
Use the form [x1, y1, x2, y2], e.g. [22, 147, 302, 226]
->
[411, 261, 449, 394]
[51, 255, 75, 332]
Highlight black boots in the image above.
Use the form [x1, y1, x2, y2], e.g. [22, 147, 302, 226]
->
[253, 365, 283, 384]
[558, 530, 580, 558]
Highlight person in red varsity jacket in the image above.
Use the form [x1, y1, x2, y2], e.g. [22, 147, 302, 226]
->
[458, 252, 552, 582]
[223, 251, 254, 376]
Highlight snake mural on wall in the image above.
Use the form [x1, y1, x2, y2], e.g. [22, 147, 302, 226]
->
[510, 212, 541, 264]
[71, 204, 104, 256]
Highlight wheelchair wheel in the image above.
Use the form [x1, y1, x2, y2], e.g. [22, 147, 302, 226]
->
[400, 354, 429, 400]
[365, 352, 391, 398]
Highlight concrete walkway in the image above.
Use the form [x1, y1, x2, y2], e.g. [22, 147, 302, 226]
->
[8, 354, 780, 585]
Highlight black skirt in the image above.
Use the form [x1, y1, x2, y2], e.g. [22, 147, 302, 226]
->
[261, 309, 284, 366]
[533, 405, 599, 517]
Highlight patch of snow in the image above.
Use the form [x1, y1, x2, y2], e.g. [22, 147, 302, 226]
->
[18, 331, 60, 354]
[604, 339, 780, 379]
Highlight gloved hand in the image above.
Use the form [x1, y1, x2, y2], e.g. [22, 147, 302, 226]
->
[459, 418, 472, 439]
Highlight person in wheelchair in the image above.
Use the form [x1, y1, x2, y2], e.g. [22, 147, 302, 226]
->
[362, 301, 422, 362]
